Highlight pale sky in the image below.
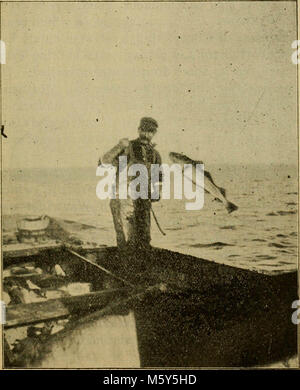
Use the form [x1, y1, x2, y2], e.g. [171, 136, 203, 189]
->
[1, 1, 298, 169]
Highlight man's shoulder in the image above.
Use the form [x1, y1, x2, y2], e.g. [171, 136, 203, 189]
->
[128, 138, 140, 148]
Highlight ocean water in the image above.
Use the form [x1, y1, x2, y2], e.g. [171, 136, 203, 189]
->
[2, 164, 298, 274]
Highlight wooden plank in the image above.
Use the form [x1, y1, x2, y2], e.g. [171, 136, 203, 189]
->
[7, 300, 68, 328]
[5, 288, 131, 329]
[3, 241, 62, 259]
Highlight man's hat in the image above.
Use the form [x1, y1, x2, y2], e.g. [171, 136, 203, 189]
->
[139, 117, 158, 132]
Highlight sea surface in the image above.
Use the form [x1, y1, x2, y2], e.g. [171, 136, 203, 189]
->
[2, 163, 298, 274]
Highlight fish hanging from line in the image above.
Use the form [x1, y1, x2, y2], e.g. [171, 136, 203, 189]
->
[169, 152, 238, 214]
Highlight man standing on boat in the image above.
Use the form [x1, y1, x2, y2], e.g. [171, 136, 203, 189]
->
[100, 117, 162, 251]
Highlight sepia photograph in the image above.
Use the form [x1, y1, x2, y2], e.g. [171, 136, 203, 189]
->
[0, 1, 299, 369]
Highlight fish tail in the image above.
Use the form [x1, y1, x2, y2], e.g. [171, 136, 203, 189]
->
[226, 202, 238, 214]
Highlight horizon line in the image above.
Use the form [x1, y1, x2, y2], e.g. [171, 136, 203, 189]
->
[2, 162, 299, 171]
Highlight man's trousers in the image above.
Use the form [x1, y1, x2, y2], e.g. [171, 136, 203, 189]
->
[110, 198, 151, 250]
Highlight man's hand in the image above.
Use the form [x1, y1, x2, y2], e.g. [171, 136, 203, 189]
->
[151, 197, 160, 203]
[118, 138, 130, 148]
[151, 182, 162, 202]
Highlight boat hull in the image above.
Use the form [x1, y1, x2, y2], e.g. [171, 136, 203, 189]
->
[3, 215, 297, 367]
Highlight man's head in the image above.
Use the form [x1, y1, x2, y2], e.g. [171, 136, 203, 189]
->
[138, 117, 158, 142]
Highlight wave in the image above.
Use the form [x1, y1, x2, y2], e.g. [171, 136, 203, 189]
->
[268, 243, 291, 248]
[189, 242, 234, 249]
[219, 225, 236, 230]
[255, 255, 277, 260]
[278, 260, 294, 265]
[277, 210, 297, 216]
[266, 210, 296, 216]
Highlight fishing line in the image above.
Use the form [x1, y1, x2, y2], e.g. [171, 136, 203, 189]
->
[150, 205, 166, 236]
[65, 248, 135, 288]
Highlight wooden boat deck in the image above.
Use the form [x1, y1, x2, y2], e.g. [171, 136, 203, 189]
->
[2, 215, 298, 367]
[3, 241, 61, 258]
